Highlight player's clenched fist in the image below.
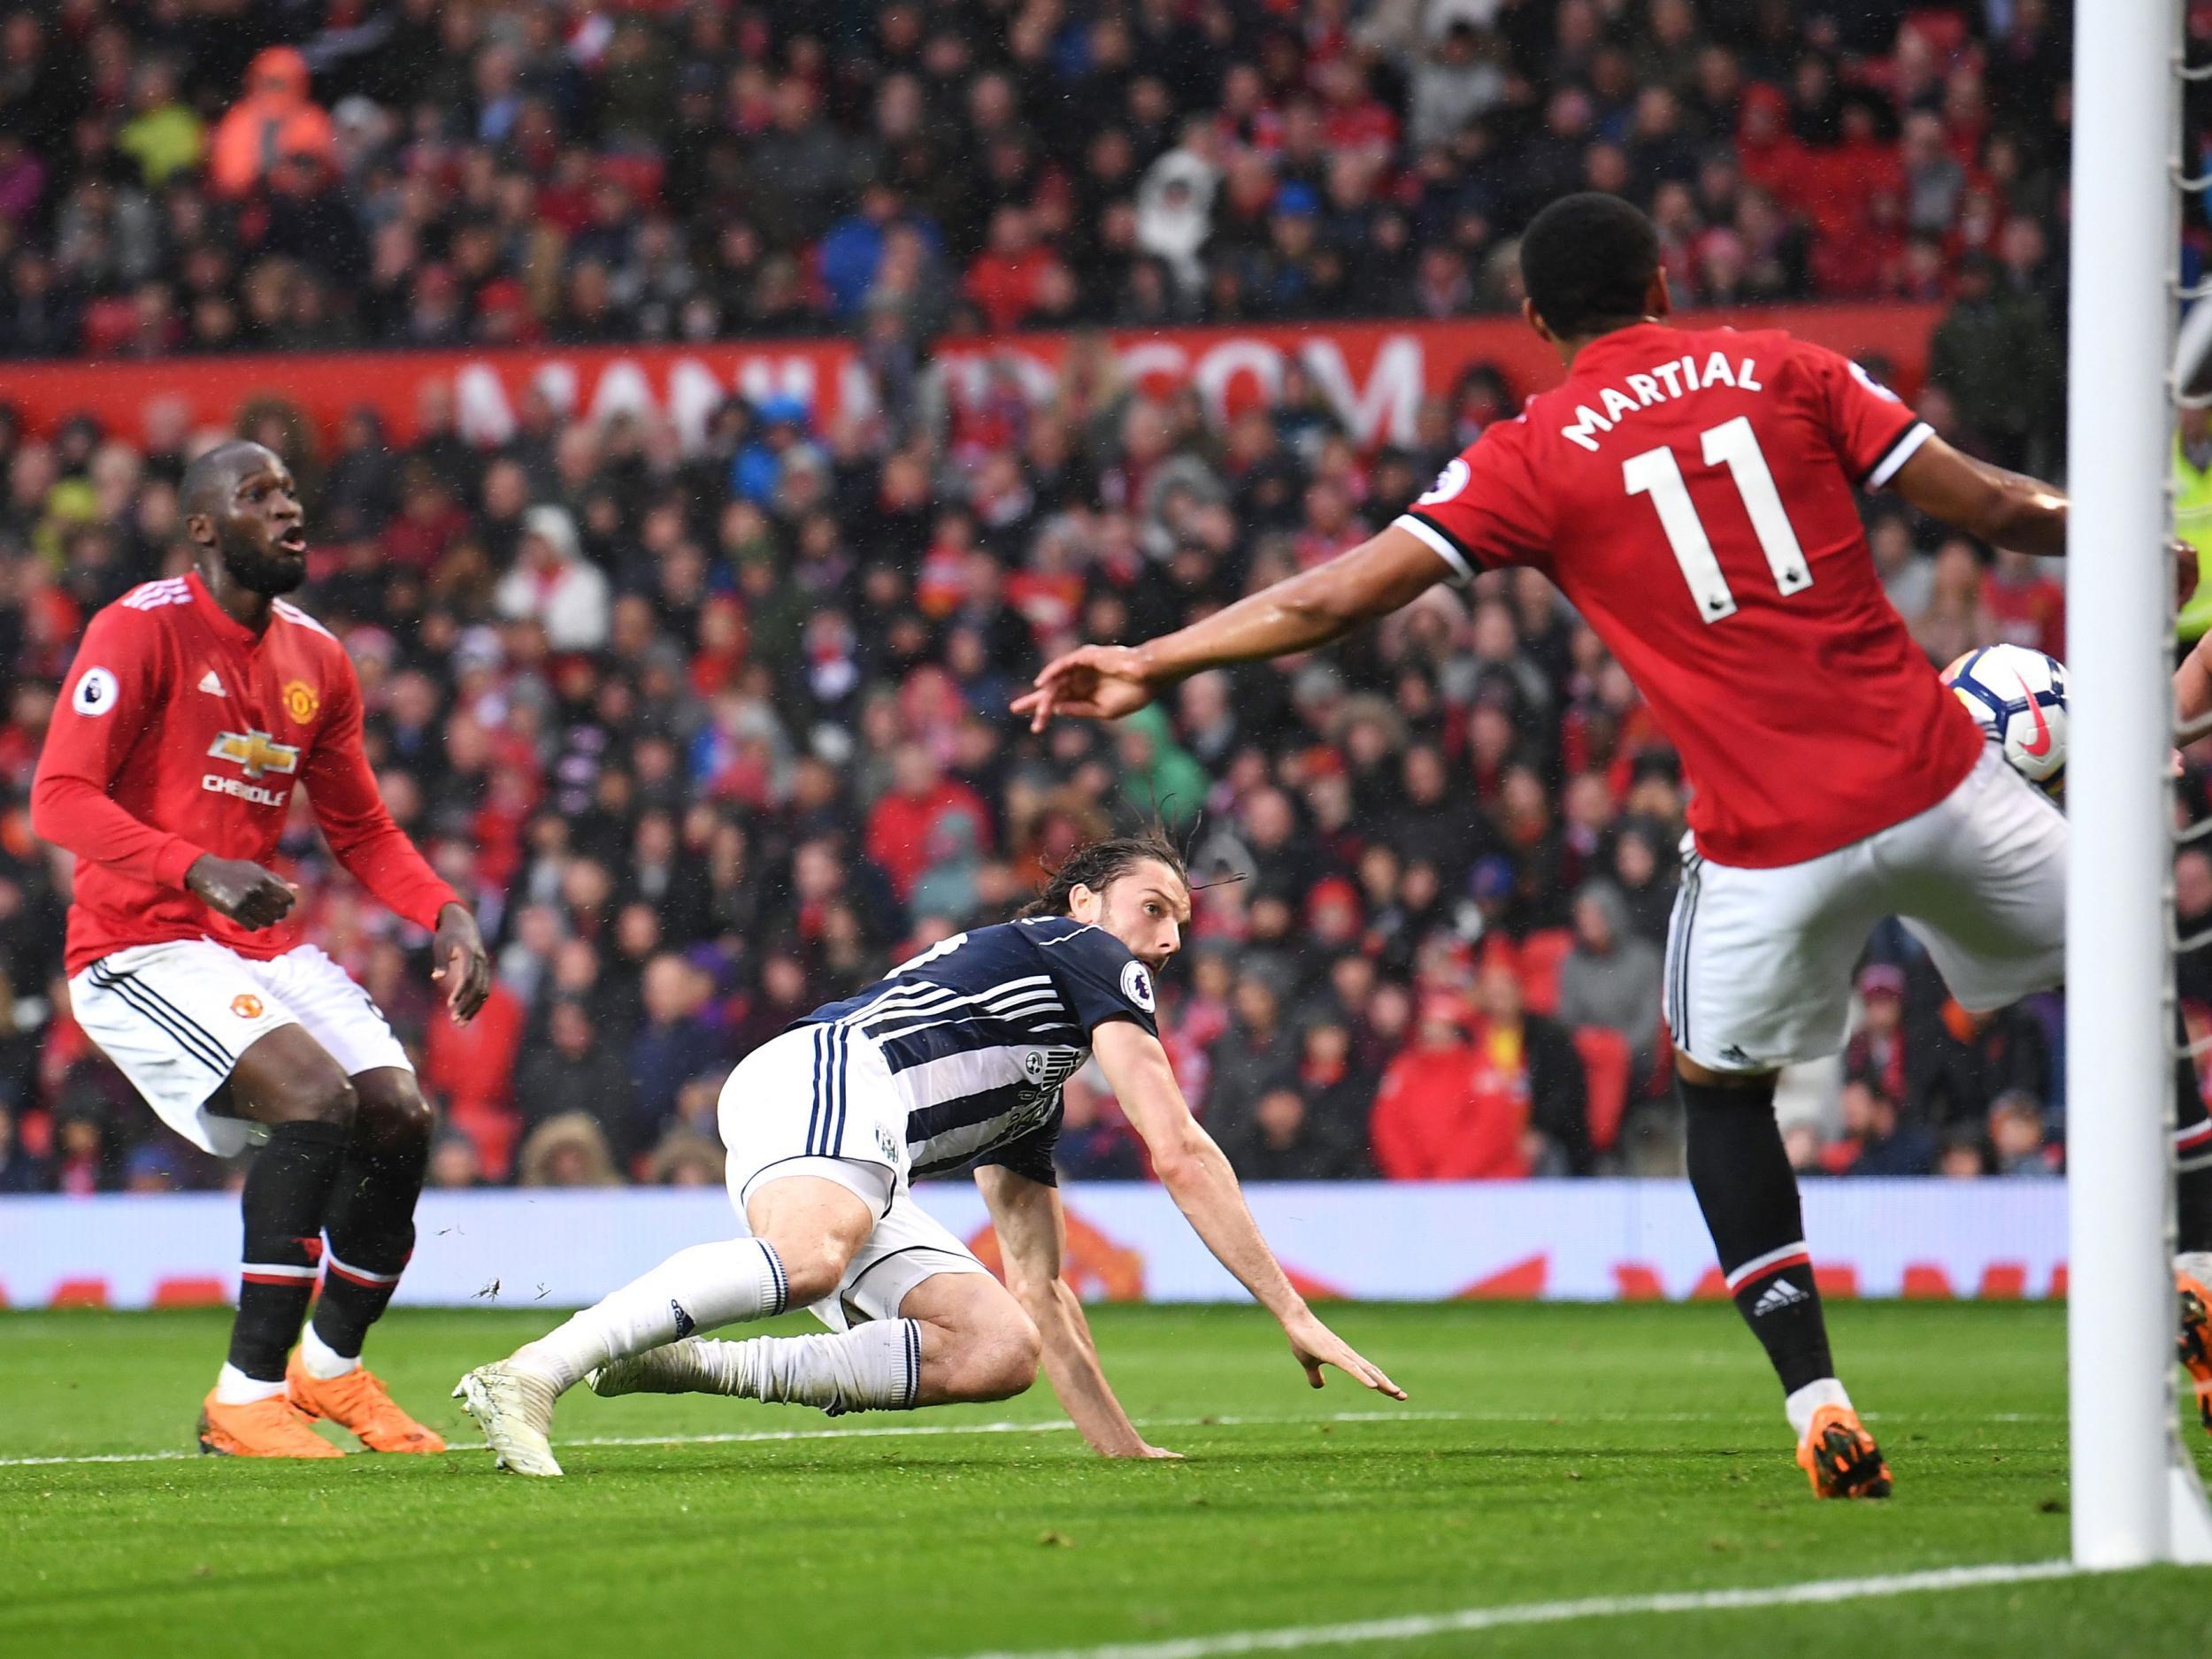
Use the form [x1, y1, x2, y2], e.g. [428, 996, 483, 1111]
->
[185, 854, 297, 930]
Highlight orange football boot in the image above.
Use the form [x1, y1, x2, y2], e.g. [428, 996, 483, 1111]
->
[288, 1353, 447, 1453]
[198, 1389, 345, 1458]
[2180, 1271, 2212, 1436]
[1794, 1403, 1893, 1499]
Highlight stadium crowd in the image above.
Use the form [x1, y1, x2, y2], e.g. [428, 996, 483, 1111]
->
[0, 2, 2076, 383]
[0, 1, 2131, 1197]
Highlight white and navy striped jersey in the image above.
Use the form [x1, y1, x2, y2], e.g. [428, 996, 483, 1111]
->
[795, 917, 1160, 1184]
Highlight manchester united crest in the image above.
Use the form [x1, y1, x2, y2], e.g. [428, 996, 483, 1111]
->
[281, 680, 319, 724]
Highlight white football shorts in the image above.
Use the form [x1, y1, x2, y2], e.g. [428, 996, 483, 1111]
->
[718, 1023, 989, 1333]
[68, 939, 412, 1156]
[1665, 745, 2067, 1073]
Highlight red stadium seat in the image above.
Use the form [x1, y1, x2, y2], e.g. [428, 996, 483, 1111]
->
[1573, 1025, 1632, 1153]
[597, 154, 664, 209]
[1517, 928, 1574, 1018]
[1648, 1018, 1676, 1099]
[80, 297, 139, 357]
[1902, 9, 1972, 60]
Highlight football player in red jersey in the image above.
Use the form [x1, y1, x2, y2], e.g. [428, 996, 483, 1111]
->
[30, 440, 492, 1458]
[1021, 194, 2211, 1498]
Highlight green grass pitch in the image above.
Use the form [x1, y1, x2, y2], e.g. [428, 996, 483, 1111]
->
[2, 1302, 2208, 1659]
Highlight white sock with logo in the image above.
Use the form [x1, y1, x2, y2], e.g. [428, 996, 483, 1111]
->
[214, 1363, 288, 1406]
[1784, 1377, 1852, 1441]
[298, 1323, 360, 1380]
[511, 1240, 788, 1394]
[680, 1321, 923, 1414]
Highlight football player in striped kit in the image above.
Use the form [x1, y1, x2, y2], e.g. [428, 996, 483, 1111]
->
[457, 833, 1402, 1476]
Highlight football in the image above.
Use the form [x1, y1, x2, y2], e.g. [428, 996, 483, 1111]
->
[1942, 643, 2070, 795]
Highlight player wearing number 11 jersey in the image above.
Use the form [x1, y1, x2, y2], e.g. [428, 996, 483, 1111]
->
[1018, 194, 2104, 1500]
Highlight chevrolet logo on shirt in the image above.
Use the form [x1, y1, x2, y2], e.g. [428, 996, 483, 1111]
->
[206, 729, 300, 779]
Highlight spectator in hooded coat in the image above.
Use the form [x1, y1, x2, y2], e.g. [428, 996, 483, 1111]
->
[1555, 879, 1665, 1076]
[494, 504, 610, 651]
[210, 48, 334, 199]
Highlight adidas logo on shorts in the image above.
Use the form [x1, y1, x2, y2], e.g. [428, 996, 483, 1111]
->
[671, 1299, 696, 1340]
[1750, 1279, 1809, 1317]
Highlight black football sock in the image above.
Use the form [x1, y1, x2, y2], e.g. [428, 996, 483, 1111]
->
[311, 1123, 429, 1362]
[229, 1119, 352, 1383]
[1680, 1073, 1836, 1397]
[2177, 1005, 2212, 1257]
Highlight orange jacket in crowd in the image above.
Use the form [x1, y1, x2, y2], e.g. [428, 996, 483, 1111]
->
[210, 47, 334, 198]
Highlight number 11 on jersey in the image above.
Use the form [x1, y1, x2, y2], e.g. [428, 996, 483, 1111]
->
[1624, 415, 1814, 623]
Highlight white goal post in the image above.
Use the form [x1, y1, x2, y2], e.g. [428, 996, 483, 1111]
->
[2065, 0, 2212, 1568]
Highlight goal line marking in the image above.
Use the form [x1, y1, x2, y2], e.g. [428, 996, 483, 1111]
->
[936, 1560, 2088, 1659]
[0, 1406, 2062, 1471]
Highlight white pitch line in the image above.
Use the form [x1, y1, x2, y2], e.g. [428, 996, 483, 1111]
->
[555, 1409, 1474, 1452]
[937, 1560, 2089, 1659]
[0, 1405, 2070, 1471]
[0, 1448, 201, 1469]
[0, 1409, 1463, 1470]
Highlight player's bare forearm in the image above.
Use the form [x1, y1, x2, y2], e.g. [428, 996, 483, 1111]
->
[1094, 1024, 1305, 1321]
[1015, 527, 1451, 728]
[1890, 437, 2068, 557]
[976, 1164, 1174, 1457]
[1159, 1128, 1309, 1317]
[1146, 526, 1451, 674]
[1027, 1279, 1166, 1457]
[1094, 1024, 1406, 1400]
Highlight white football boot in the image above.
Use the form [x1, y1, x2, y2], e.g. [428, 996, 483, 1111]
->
[453, 1362, 565, 1477]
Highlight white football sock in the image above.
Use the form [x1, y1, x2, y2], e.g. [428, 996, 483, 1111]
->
[512, 1239, 788, 1394]
[1784, 1376, 1853, 1441]
[2177, 1251, 2212, 1285]
[214, 1363, 288, 1405]
[298, 1322, 360, 1380]
[685, 1320, 923, 1414]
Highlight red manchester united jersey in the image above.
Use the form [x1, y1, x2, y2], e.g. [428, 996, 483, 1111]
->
[31, 572, 459, 973]
[1396, 321, 1984, 868]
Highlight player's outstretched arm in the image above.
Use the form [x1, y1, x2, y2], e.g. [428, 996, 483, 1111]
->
[975, 1164, 1179, 1459]
[1091, 1020, 1407, 1401]
[1014, 525, 1453, 730]
[1888, 435, 2069, 558]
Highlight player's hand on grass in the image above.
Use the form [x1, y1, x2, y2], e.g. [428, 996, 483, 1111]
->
[1282, 1309, 1407, 1401]
[1099, 1440, 1185, 1460]
[432, 902, 493, 1023]
[1013, 645, 1159, 732]
[186, 855, 297, 930]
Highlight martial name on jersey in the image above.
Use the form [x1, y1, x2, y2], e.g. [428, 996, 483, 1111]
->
[795, 918, 1160, 1183]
